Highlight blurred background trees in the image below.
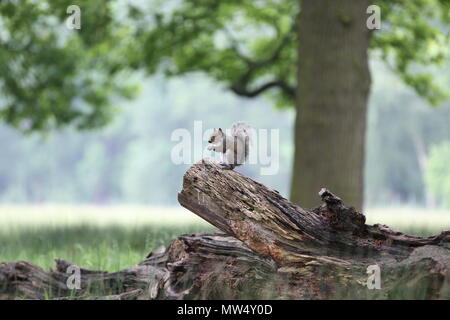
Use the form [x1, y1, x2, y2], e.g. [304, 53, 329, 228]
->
[1, 67, 450, 208]
[426, 142, 450, 207]
[0, 0, 450, 208]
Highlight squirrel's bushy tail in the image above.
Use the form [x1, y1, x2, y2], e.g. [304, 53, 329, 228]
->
[231, 122, 252, 162]
[231, 122, 252, 139]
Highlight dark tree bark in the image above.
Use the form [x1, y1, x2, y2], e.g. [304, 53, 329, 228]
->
[1, 161, 450, 299]
[290, 0, 372, 210]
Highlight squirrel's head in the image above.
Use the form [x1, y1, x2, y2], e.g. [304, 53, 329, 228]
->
[208, 128, 224, 143]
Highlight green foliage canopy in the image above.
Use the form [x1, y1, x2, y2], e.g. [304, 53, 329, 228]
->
[0, 0, 136, 131]
[1, 0, 450, 131]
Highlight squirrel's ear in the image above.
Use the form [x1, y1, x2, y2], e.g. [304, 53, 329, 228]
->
[218, 128, 223, 132]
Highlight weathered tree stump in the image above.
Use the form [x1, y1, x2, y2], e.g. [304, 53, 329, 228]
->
[1, 159, 450, 299]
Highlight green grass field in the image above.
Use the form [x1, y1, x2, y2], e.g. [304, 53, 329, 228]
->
[0, 206, 215, 271]
[1, 205, 450, 272]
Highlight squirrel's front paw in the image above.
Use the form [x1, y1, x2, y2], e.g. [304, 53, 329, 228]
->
[219, 163, 235, 170]
[207, 145, 214, 151]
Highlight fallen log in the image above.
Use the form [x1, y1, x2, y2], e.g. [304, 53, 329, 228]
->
[1, 159, 450, 299]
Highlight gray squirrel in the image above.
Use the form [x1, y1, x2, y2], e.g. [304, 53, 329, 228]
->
[207, 122, 252, 170]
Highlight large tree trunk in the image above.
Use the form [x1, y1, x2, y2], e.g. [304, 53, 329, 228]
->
[1, 160, 450, 299]
[290, 0, 371, 210]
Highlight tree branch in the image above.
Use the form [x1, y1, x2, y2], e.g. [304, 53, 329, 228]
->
[226, 24, 296, 99]
[231, 80, 294, 98]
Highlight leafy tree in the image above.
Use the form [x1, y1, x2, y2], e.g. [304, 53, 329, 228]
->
[0, 1, 136, 131]
[1, 0, 450, 208]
